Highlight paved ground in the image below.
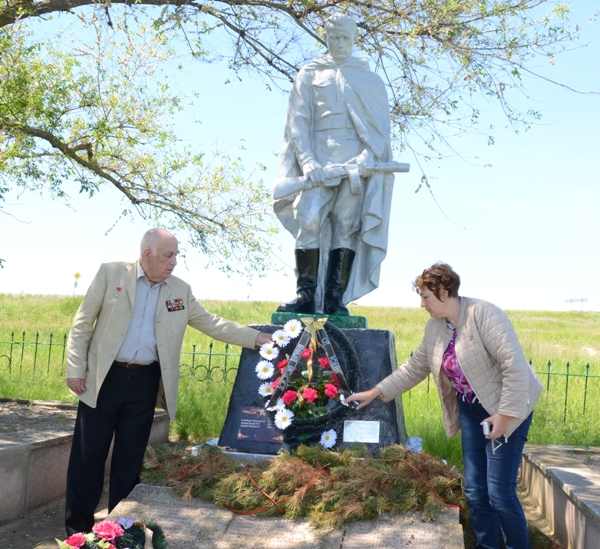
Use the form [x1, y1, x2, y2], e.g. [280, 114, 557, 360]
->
[0, 490, 109, 549]
[0, 484, 463, 549]
[110, 484, 464, 549]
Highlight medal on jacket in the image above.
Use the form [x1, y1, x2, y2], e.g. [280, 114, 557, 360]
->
[166, 298, 185, 311]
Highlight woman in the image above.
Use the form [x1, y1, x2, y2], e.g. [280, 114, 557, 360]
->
[347, 263, 543, 549]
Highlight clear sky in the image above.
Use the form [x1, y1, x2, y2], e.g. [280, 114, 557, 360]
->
[1, 4, 599, 312]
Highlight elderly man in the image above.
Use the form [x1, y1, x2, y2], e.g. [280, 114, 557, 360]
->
[64, 228, 272, 535]
[274, 14, 394, 315]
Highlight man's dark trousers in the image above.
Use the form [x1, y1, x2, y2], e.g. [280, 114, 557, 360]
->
[65, 362, 161, 535]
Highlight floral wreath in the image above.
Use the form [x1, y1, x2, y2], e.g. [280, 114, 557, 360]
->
[56, 517, 167, 549]
[255, 318, 361, 450]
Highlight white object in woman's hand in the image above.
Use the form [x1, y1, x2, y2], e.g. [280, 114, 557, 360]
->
[344, 387, 383, 410]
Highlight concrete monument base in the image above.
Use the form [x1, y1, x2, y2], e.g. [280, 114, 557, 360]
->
[109, 483, 464, 549]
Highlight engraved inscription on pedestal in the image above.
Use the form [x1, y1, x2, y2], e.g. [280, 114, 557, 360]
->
[237, 407, 283, 444]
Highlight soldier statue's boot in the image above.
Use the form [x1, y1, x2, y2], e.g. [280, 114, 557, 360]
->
[276, 248, 320, 314]
[323, 248, 356, 315]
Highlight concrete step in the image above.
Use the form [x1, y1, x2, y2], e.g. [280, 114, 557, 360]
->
[520, 444, 600, 549]
[110, 484, 464, 549]
[0, 399, 169, 524]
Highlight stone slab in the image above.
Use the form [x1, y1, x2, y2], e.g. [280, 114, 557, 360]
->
[109, 484, 233, 549]
[0, 401, 170, 524]
[219, 325, 407, 455]
[109, 484, 463, 549]
[342, 508, 463, 549]
[521, 444, 600, 549]
[214, 515, 343, 549]
[271, 312, 368, 329]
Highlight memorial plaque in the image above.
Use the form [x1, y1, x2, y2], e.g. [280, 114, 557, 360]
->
[237, 406, 282, 444]
[343, 420, 381, 443]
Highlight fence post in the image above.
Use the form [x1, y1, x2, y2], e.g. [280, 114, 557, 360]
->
[563, 361, 570, 423]
[8, 332, 14, 374]
[33, 331, 40, 374]
[224, 343, 230, 381]
[19, 331, 25, 375]
[61, 333, 67, 372]
[47, 332, 53, 375]
[583, 363, 590, 415]
[546, 360, 551, 392]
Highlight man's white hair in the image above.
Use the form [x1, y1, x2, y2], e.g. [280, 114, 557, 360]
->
[324, 14, 357, 37]
[140, 228, 175, 254]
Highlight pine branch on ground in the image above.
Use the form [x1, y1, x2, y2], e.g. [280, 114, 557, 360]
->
[142, 443, 465, 528]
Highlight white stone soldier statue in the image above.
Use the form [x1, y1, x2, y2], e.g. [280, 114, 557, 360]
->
[274, 14, 397, 315]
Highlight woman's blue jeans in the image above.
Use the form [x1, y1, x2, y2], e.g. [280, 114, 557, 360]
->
[458, 397, 533, 549]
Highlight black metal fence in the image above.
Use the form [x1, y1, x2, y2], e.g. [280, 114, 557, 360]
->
[1, 331, 599, 422]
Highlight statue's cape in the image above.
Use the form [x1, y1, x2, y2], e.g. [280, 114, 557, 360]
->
[274, 54, 395, 307]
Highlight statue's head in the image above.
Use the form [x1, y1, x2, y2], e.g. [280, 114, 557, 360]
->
[324, 15, 357, 63]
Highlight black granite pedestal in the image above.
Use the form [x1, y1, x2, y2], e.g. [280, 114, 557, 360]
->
[218, 323, 407, 455]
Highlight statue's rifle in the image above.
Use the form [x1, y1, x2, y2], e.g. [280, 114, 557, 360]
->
[272, 161, 410, 201]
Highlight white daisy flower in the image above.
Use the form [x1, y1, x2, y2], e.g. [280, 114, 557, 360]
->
[274, 408, 294, 430]
[320, 429, 337, 448]
[259, 343, 279, 361]
[255, 360, 275, 380]
[283, 319, 303, 339]
[258, 382, 274, 397]
[272, 329, 291, 347]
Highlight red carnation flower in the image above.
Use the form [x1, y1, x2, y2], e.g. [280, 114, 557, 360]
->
[277, 358, 288, 372]
[282, 389, 298, 405]
[301, 347, 312, 359]
[318, 357, 331, 369]
[330, 373, 341, 387]
[324, 383, 338, 399]
[302, 387, 319, 403]
[63, 533, 86, 548]
[271, 377, 281, 390]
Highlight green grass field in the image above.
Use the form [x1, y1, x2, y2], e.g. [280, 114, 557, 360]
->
[1, 294, 599, 467]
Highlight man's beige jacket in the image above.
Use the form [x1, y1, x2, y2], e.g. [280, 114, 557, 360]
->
[66, 261, 259, 419]
[377, 297, 543, 439]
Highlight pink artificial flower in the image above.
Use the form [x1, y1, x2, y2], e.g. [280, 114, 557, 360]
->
[116, 286, 122, 292]
[301, 348, 312, 359]
[324, 383, 338, 399]
[271, 377, 281, 390]
[282, 390, 298, 405]
[318, 357, 331, 369]
[302, 387, 319, 403]
[277, 358, 288, 372]
[92, 520, 124, 542]
[63, 533, 86, 548]
[330, 373, 341, 387]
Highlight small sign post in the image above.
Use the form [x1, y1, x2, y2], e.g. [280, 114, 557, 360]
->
[74, 272, 81, 293]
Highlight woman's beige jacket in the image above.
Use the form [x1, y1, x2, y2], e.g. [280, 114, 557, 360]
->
[376, 297, 543, 439]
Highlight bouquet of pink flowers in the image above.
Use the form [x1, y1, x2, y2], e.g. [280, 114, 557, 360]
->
[56, 517, 167, 549]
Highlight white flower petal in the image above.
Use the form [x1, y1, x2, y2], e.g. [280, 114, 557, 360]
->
[259, 343, 279, 361]
[274, 408, 294, 430]
[272, 330, 291, 347]
[255, 360, 275, 380]
[320, 429, 337, 448]
[258, 382, 274, 397]
[283, 319, 303, 339]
